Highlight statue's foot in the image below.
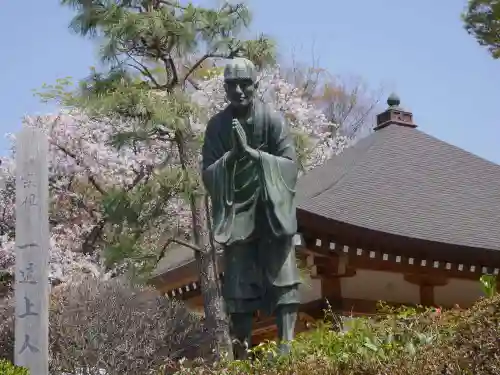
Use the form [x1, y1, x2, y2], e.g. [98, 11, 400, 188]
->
[265, 342, 292, 362]
[278, 342, 291, 356]
[232, 338, 249, 360]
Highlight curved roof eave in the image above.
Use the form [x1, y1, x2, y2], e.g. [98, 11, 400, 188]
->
[297, 208, 500, 268]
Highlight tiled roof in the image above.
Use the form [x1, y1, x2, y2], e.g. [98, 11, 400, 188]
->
[152, 244, 196, 277]
[297, 125, 500, 250]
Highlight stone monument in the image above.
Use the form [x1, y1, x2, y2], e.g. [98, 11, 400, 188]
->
[201, 54, 301, 358]
[14, 127, 50, 375]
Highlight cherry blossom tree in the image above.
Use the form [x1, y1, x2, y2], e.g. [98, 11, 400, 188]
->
[0, 114, 113, 288]
[0, 0, 352, 362]
[0, 68, 346, 295]
[52, 0, 351, 357]
[0, 110, 193, 285]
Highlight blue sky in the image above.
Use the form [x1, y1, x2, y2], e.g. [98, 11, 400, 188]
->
[1, 1, 499, 163]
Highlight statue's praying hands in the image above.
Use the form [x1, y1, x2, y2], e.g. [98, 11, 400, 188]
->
[229, 118, 259, 163]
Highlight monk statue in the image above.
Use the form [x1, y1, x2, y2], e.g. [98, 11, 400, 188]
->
[201, 55, 301, 359]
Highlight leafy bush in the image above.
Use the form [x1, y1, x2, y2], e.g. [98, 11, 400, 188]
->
[171, 292, 500, 374]
[0, 276, 209, 375]
[0, 359, 29, 375]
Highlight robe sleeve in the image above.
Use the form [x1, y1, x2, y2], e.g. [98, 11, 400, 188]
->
[257, 110, 299, 237]
[201, 116, 236, 244]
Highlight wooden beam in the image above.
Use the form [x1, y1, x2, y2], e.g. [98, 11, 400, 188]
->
[420, 284, 434, 306]
[297, 209, 500, 267]
[155, 232, 495, 305]
[404, 273, 449, 307]
[312, 247, 485, 281]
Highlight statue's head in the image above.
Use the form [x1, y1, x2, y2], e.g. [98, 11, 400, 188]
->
[223, 56, 258, 110]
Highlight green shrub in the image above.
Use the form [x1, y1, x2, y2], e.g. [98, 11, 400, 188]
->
[168, 280, 500, 375]
[0, 359, 29, 375]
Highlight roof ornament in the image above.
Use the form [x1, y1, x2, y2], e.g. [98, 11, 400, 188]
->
[387, 92, 401, 108]
[374, 92, 416, 131]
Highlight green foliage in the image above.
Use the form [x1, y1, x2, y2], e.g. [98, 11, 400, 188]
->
[34, 76, 75, 105]
[463, 0, 500, 59]
[49, 0, 278, 279]
[0, 360, 29, 375]
[100, 166, 195, 277]
[60, 0, 275, 70]
[285, 303, 443, 365]
[171, 285, 500, 374]
[241, 34, 277, 69]
[480, 274, 497, 297]
[77, 68, 198, 135]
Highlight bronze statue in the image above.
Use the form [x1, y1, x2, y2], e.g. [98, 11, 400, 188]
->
[201, 55, 301, 358]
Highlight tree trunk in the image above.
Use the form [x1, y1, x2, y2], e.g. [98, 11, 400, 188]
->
[175, 129, 233, 360]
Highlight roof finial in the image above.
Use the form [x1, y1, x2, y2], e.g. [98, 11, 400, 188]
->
[387, 93, 401, 107]
[374, 92, 416, 131]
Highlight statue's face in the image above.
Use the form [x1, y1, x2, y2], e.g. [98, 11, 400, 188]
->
[224, 78, 257, 109]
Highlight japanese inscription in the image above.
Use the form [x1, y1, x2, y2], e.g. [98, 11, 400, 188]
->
[20, 173, 38, 207]
[17, 243, 39, 250]
[19, 334, 39, 354]
[20, 193, 38, 207]
[18, 295, 39, 318]
[18, 263, 38, 285]
[14, 127, 49, 375]
[21, 174, 36, 189]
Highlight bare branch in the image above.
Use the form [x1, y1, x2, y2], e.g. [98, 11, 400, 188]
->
[51, 142, 106, 195]
[171, 238, 204, 253]
[204, 194, 221, 293]
[81, 220, 105, 255]
[1, 277, 209, 371]
[126, 165, 152, 192]
[186, 76, 201, 90]
[153, 236, 205, 272]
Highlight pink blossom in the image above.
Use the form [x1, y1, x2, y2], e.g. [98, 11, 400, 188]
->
[192, 67, 347, 170]
[0, 68, 347, 285]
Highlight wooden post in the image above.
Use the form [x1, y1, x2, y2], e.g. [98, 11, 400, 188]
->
[14, 127, 49, 375]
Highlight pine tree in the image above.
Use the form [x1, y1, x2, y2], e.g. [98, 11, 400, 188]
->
[463, 0, 500, 59]
[58, 0, 277, 358]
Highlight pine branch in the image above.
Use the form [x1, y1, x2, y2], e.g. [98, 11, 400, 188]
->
[180, 53, 228, 86]
[126, 165, 152, 191]
[161, 55, 179, 90]
[154, 236, 205, 268]
[187, 76, 201, 90]
[170, 238, 203, 253]
[125, 53, 163, 89]
[157, 0, 187, 10]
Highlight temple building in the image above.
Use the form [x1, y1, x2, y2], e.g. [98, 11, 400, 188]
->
[149, 94, 500, 343]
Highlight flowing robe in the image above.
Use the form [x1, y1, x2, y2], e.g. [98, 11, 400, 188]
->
[201, 100, 301, 314]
